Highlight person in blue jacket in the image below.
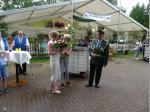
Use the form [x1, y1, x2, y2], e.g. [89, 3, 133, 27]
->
[2, 37, 8, 51]
[0, 37, 9, 93]
[13, 31, 30, 82]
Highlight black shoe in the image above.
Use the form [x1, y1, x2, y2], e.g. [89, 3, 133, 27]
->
[85, 84, 92, 87]
[3, 88, 8, 93]
[60, 83, 65, 88]
[95, 85, 100, 88]
[0, 89, 3, 94]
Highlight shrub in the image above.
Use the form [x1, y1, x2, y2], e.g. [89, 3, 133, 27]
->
[45, 21, 53, 27]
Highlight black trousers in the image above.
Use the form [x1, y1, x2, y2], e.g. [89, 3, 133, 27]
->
[88, 62, 103, 86]
[15, 63, 27, 83]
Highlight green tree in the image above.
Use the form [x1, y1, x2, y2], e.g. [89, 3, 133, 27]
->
[13, 0, 33, 8]
[47, 0, 57, 4]
[144, 4, 149, 28]
[106, 0, 126, 13]
[2, 0, 33, 10]
[86, 27, 92, 40]
[0, 16, 8, 36]
[130, 3, 149, 28]
[21, 0, 33, 8]
[2, 0, 15, 10]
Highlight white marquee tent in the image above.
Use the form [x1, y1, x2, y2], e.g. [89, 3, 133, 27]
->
[0, 0, 148, 32]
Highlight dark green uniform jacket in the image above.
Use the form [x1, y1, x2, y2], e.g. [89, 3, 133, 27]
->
[89, 39, 109, 66]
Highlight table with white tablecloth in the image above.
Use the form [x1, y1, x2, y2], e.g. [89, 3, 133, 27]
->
[4, 51, 32, 83]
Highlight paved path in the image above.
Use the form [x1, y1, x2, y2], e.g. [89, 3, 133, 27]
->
[0, 58, 148, 112]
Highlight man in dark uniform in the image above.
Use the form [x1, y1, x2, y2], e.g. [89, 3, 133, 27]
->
[86, 31, 109, 88]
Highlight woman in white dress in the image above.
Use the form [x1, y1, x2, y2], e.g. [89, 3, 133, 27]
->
[48, 31, 61, 94]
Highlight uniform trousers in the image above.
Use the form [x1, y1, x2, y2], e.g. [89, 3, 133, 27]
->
[89, 60, 103, 86]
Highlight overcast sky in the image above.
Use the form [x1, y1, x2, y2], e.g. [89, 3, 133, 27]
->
[117, 0, 149, 15]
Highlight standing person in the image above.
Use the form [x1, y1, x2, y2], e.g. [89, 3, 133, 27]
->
[60, 34, 72, 88]
[134, 40, 142, 60]
[0, 37, 8, 51]
[0, 38, 9, 93]
[85, 31, 109, 88]
[13, 31, 30, 80]
[48, 30, 61, 94]
[7, 35, 13, 51]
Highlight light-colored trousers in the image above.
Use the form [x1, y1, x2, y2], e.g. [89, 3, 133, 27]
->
[60, 57, 69, 81]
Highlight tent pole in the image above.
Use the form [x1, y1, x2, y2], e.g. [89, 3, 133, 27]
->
[148, 0, 150, 62]
[53, 18, 55, 30]
[0, 29, 2, 39]
[148, 0, 150, 109]
[116, 0, 121, 54]
[71, 0, 73, 38]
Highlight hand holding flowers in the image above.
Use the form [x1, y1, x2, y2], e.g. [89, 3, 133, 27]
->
[53, 40, 69, 51]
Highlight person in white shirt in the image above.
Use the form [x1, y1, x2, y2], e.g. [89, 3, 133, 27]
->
[48, 30, 61, 94]
[134, 41, 142, 60]
[13, 31, 30, 82]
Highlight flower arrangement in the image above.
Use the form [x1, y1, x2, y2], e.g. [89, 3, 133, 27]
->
[53, 40, 69, 49]
[45, 21, 65, 28]
[54, 21, 65, 28]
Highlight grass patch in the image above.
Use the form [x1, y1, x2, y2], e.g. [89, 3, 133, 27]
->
[112, 51, 143, 59]
[30, 51, 142, 62]
[30, 57, 49, 63]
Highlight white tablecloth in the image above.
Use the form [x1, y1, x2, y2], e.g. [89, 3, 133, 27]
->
[4, 51, 32, 65]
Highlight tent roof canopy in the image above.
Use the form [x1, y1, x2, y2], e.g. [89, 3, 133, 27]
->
[0, 0, 148, 32]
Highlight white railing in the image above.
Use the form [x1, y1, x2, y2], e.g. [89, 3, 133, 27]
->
[30, 43, 48, 55]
